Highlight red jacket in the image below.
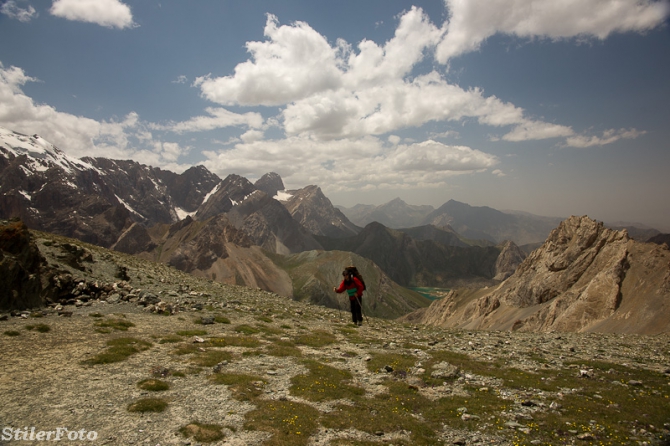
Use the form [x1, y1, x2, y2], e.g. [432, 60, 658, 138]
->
[335, 277, 364, 301]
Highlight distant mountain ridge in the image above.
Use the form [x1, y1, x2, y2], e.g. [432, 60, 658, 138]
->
[339, 198, 565, 245]
[401, 216, 670, 335]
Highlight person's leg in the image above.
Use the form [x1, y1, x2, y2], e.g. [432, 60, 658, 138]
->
[350, 299, 358, 324]
[353, 299, 362, 325]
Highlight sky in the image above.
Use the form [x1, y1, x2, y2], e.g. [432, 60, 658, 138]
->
[1, 0, 669, 230]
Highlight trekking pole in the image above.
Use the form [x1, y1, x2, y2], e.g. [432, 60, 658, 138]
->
[356, 295, 369, 324]
[333, 286, 342, 321]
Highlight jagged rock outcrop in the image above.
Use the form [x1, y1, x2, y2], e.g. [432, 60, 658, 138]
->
[0, 128, 223, 247]
[153, 165, 221, 215]
[493, 240, 526, 281]
[227, 190, 323, 255]
[135, 214, 295, 296]
[254, 172, 284, 198]
[195, 174, 256, 221]
[110, 222, 156, 255]
[279, 185, 359, 238]
[403, 216, 670, 335]
[0, 219, 45, 310]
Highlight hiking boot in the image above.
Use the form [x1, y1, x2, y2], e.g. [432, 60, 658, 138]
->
[357, 321, 363, 326]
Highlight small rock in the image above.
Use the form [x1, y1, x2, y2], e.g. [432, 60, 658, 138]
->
[577, 433, 595, 441]
[106, 293, 120, 304]
[629, 380, 643, 386]
[200, 316, 215, 325]
[374, 431, 384, 436]
[193, 336, 205, 343]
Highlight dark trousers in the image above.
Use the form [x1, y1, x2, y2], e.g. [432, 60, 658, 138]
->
[350, 298, 362, 324]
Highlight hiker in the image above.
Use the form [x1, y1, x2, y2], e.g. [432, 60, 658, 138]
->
[333, 266, 365, 326]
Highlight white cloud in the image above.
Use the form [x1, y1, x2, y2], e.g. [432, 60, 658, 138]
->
[492, 169, 506, 177]
[502, 120, 574, 141]
[50, 0, 135, 29]
[387, 140, 498, 173]
[565, 128, 646, 148]
[436, 0, 670, 62]
[172, 75, 188, 84]
[197, 9, 572, 143]
[157, 107, 264, 134]
[194, 13, 343, 106]
[202, 136, 498, 193]
[0, 62, 189, 170]
[1, 0, 37, 22]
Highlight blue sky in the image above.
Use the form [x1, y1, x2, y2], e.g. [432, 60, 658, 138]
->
[1, 0, 669, 230]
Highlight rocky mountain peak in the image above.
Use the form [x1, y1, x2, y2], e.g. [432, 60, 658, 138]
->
[255, 172, 285, 198]
[281, 185, 359, 238]
[406, 215, 670, 334]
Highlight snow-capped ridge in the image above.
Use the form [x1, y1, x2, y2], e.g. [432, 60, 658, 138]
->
[0, 127, 100, 174]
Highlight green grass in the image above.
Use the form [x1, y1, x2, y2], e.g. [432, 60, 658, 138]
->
[366, 352, 417, 375]
[290, 360, 365, 402]
[25, 323, 50, 333]
[234, 324, 260, 335]
[94, 318, 134, 332]
[209, 373, 267, 401]
[158, 334, 183, 344]
[179, 422, 225, 443]
[265, 339, 302, 358]
[244, 400, 320, 446]
[84, 337, 152, 365]
[137, 378, 170, 391]
[209, 336, 262, 348]
[294, 329, 337, 347]
[3, 330, 21, 337]
[176, 329, 208, 336]
[190, 350, 233, 367]
[127, 398, 168, 413]
[215, 315, 231, 324]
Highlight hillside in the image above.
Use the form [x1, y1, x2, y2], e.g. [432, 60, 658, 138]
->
[403, 216, 670, 335]
[1, 222, 669, 445]
[316, 222, 524, 289]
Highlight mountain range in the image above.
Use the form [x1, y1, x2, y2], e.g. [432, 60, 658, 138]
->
[2, 126, 668, 328]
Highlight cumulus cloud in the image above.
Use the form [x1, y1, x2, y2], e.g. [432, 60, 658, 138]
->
[0, 62, 190, 169]
[198, 9, 570, 143]
[195, 13, 343, 106]
[387, 140, 498, 173]
[1, 0, 37, 22]
[436, 0, 670, 62]
[50, 0, 135, 29]
[202, 135, 497, 192]
[565, 128, 646, 148]
[157, 107, 264, 134]
[502, 120, 574, 141]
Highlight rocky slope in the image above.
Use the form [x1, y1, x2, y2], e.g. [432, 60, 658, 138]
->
[404, 216, 670, 335]
[0, 127, 223, 247]
[279, 185, 360, 238]
[0, 225, 669, 446]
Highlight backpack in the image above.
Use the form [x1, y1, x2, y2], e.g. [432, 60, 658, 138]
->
[344, 266, 366, 290]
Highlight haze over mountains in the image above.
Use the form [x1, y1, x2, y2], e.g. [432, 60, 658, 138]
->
[2, 127, 668, 332]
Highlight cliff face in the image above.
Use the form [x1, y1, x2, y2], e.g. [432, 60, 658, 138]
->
[404, 216, 670, 335]
[0, 219, 45, 310]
